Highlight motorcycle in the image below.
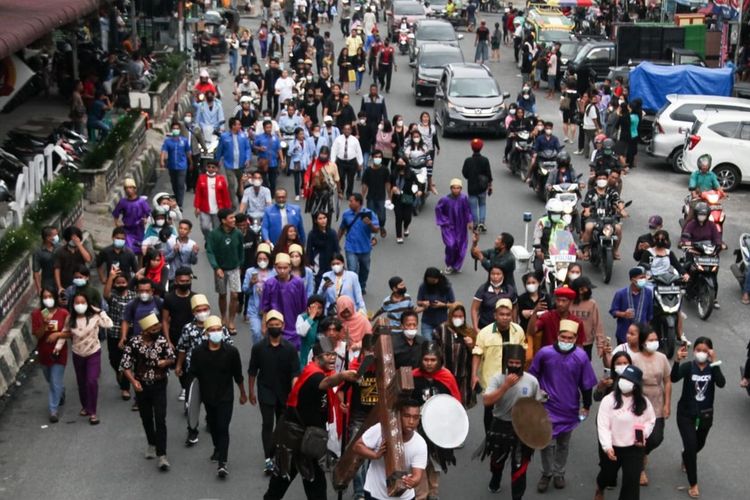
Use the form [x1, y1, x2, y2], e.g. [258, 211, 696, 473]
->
[682, 240, 720, 320]
[680, 189, 727, 232]
[408, 153, 430, 215]
[588, 199, 631, 284]
[730, 233, 750, 290]
[530, 149, 556, 201]
[543, 230, 578, 297]
[547, 176, 583, 234]
[650, 272, 684, 359]
[398, 29, 413, 55]
[508, 130, 532, 178]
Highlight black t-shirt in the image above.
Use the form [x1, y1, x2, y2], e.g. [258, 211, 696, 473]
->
[517, 291, 549, 332]
[96, 245, 139, 281]
[393, 333, 426, 369]
[162, 291, 195, 345]
[248, 338, 301, 405]
[189, 343, 244, 406]
[673, 361, 726, 417]
[349, 367, 378, 419]
[362, 166, 391, 201]
[477, 26, 490, 42]
[412, 375, 451, 405]
[294, 372, 328, 428]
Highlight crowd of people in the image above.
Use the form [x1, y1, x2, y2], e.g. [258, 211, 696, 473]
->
[25, 2, 744, 500]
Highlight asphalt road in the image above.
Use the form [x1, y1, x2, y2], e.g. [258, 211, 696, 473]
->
[0, 12, 748, 500]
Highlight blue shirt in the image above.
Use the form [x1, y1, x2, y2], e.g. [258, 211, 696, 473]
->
[216, 131, 252, 170]
[254, 133, 281, 168]
[316, 269, 366, 312]
[161, 136, 191, 170]
[340, 208, 379, 254]
[533, 134, 562, 153]
[288, 138, 313, 171]
[278, 113, 305, 136]
[609, 286, 654, 343]
[320, 126, 341, 149]
[195, 100, 226, 131]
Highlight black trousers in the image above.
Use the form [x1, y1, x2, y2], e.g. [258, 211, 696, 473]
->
[336, 158, 358, 198]
[340, 18, 350, 36]
[377, 64, 393, 92]
[484, 405, 493, 433]
[205, 400, 233, 463]
[260, 401, 286, 458]
[186, 154, 202, 191]
[596, 445, 644, 500]
[264, 460, 328, 499]
[106, 337, 129, 391]
[136, 380, 168, 456]
[393, 200, 412, 238]
[489, 419, 534, 500]
[677, 413, 712, 486]
[267, 92, 280, 116]
[645, 417, 665, 456]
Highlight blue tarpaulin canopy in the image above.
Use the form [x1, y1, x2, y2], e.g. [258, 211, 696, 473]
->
[629, 62, 734, 112]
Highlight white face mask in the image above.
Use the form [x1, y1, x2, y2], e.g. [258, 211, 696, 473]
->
[694, 351, 709, 363]
[525, 283, 539, 294]
[195, 311, 210, 322]
[451, 317, 465, 328]
[43, 298, 56, 309]
[139, 293, 152, 303]
[252, 179, 263, 187]
[74, 303, 88, 315]
[257, 260, 269, 270]
[332, 264, 344, 274]
[403, 329, 418, 339]
[567, 272, 581, 281]
[645, 340, 660, 353]
[596, 179, 608, 188]
[155, 219, 165, 227]
[618, 378, 635, 394]
[208, 330, 224, 344]
[614, 365, 627, 375]
[184, 116, 193, 124]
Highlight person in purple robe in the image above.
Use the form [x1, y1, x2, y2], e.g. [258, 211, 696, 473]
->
[112, 178, 151, 255]
[434, 178, 474, 275]
[259, 252, 307, 350]
[528, 318, 597, 493]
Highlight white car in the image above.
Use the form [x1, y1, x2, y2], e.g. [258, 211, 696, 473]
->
[649, 94, 750, 173]
[682, 110, 750, 191]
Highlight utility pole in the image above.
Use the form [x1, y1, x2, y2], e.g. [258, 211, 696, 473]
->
[735, 0, 745, 68]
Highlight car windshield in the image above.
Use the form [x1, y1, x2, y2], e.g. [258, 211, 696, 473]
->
[418, 25, 455, 41]
[449, 78, 499, 98]
[395, 3, 426, 15]
[539, 29, 572, 42]
[421, 51, 462, 67]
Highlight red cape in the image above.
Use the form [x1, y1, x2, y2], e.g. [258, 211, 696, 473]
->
[412, 367, 462, 402]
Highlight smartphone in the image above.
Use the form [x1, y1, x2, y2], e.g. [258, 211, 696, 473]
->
[603, 368, 611, 378]
[323, 276, 332, 283]
[634, 424, 645, 445]
[113, 261, 120, 269]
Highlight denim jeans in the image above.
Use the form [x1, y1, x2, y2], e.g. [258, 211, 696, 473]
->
[469, 192, 487, 225]
[475, 41, 489, 63]
[355, 69, 364, 91]
[346, 251, 372, 293]
[229, 50, 238, 75]
[366, 199, 386, 230]
[41, 364, 65, 414]
[420, 322, 436, 341]
[743, 268, 750, 293]
[247, 302, 263, 345]
[168, 168, 187, 208]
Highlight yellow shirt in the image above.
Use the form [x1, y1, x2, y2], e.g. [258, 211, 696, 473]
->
[346, 35, 363, 56]
[472, 321, 527, 390]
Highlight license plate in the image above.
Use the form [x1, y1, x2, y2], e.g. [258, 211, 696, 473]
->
[551, 254, 576, 263]
[695, 256, 720, 266]
[657, 286, 681, 293]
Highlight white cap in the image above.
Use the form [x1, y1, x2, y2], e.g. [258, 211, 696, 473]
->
[199, 68, 209, 78]
[240, 95, 252, 103]
[324, 115, 333, 123]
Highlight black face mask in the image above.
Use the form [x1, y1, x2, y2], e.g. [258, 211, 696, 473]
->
[396, 287, 407, 295]
[507, 365, 523, 375]
[268, 327, 283, 338]
[176, 283, 192, 292]
[114, 285, 128, 293]
[580, 290, 593, 301]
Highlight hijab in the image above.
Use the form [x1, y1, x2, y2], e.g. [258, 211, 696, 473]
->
[336, 295, 371, 343]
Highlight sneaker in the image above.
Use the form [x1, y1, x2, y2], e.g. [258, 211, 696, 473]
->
[210, 449, 219, 463]
[217, 462, 228, 478]
[488, 473, 502, 493]
[295, 195, 300, 201]
[145, 445, 157, 459]
[713, 300, 721, 310]
[158, 455, 170, 471]
[186, 429, 199, 446]
[553, 476, 566, 489]
[178, 389, 186, 402]
[49, 413, 59, 423]
[479, 224, 487, 233]
[573, 150, 583, 155]
[264, 458, 274, 475]
[443, 267, 454, 275]
[537, 475, 551, 493]
[397, 238, 404, 244]
[404, 229, 410, 237]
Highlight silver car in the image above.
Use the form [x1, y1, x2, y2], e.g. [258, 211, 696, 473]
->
[648, 94, 750, 173]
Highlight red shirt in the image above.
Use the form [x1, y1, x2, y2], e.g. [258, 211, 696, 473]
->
[194, 81, 218, 95]
[31, 307, 69, 366]
[194, 173, 232, 214]
[534, 310, 585, 348]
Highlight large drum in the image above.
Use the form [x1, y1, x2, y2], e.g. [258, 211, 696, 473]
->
[420, 394, 469, 449]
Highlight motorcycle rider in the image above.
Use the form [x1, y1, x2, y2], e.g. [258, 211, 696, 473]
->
[685, 154, 723, 221]
[526, 121, 562, 184]
[504, 106, 532, 165]
[516, 84, 536, 116]
[234, 96, 258, 130]
[545, 150, 579, 192]
[680, 202, 723, 309]
[532, 198, 569, 273]
[581, 170, 628, 260]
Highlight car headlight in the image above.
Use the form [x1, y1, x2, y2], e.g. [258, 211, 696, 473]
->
[491, 104, 503, 113]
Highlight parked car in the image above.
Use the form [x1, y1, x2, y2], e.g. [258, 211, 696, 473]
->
[387, 1, 428, 41]
[565, 40, 616, 81]
[413, 43, 464, 104]
[649, 95, 750, 173]
[683, 110, 750, 191]
[409, 19, 462, 65]
[434, 63, 510, 137]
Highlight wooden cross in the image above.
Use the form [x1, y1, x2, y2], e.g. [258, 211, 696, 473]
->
[333, 332, 415, 496]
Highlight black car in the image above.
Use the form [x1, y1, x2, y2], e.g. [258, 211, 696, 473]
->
[409, 19, 462, 65]
[434, 63, 510, 137]
[413, 44, 464, 104]
[564, 40, 616, 81]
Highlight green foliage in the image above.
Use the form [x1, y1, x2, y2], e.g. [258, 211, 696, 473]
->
[148, 52, 188, 92]
[0, 224, 36, 275]
[81, 110, 139, 170]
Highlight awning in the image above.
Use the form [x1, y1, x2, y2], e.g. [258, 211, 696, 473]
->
[0, 0, 101, 60]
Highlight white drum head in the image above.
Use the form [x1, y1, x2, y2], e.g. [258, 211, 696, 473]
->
[420, 394, 469, 449]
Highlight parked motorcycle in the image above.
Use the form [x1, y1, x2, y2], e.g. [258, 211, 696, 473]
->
[730, 233, 750, 290]
[682, 240, 720, 320]
[531, 149, 556, 201]
[508, 130, 531, 178]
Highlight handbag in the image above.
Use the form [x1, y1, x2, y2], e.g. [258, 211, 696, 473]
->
[401, 193, 415, 205]
[559, 95, 571, 111]
[300, 425, 329, 459]
[347, 69, 356, 81]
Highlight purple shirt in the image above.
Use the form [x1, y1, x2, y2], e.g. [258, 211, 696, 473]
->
[260, 275, 307, 349]
[528, 345, 597, 436]
[112, 196, 151, 254]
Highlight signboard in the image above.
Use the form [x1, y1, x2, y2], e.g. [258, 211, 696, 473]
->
[0, 55, 35, 112]
[6, 144, 65, 226]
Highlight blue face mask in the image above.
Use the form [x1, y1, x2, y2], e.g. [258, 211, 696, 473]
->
[72, 278, 87, 287]
[208, 331, 223, 344]
[635, 278, 647, 289]
[558, 341, 575, 352]
[52, 235, 60, 245]
[113, 238, 126, 249]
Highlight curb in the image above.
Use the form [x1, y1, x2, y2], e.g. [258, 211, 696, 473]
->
[0, 313, 34, 397]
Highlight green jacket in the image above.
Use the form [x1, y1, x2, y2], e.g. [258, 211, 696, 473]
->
[206, 226, 244, 271]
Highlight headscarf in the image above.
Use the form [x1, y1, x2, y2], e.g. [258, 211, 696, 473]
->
[336, 295, 371, 343]
[145, 253, 166, 284]
[447, 302, 475, 340]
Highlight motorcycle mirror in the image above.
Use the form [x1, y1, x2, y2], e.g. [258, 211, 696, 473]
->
[624, 200, 633, 207]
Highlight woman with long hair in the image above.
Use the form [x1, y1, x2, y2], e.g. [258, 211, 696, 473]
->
[374, 119, 394, 169]
[337, 47, 352, 92]
[389, 155, 420, 244]
[595, 364, 655, 500]
[271, 224, 302, 260]
[135, 248, 169, 296]
[416, 267, 456, 340]
[627, 98, 643, 169]
[353, 46, 367, 94]
[433, 303, 477, 408]
[289, 243, 315, 298]
[391, 114, 407, 152]
[306, 212, 340, 288]
[517, 271, 549, 332]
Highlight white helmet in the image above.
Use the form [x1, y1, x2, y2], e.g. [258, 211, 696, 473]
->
[199, 68, 209, 78]
[545, 198, 564, 214]
[240, 95, 252, 104]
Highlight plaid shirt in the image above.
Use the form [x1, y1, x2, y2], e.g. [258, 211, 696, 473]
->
[119, 335, 175, 385]
[107, 290, 137, 339]
[176, 320, 233, 371]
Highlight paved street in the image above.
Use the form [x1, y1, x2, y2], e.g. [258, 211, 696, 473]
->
[0, 11, 748, 500]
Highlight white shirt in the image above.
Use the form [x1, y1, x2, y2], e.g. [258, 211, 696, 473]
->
[207, 176, 218, 214]
[362, 423, 427, 500]
[280, 206, 288, 227]
[241, 185, 272, 219]
[275, 77, 296, 103]
[331, 134, 364, 165]
[583, 103, 599, 130]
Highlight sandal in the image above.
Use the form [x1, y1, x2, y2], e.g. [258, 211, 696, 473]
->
[688, 485, 700, 498]
[370, 237, 378, 247]
[121, 391, 131, 401]
[79, 409, 89, 417]
[89, 415, 100, 425]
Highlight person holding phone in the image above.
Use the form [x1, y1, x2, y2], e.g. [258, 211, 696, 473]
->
[671, 337, 725, 498]
[595, 364, 655, 500]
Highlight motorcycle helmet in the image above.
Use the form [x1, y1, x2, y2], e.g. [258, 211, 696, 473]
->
[556, 150, 571, 168]
[594, 133, 607, 145]
[697, 154, 712, 170]
[152, 206, 169, 219]
[694, 202, 710, 220]
[546, 197, 564, 215]
[240, 95, 252, 104]
[602, 138, 615, 155]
